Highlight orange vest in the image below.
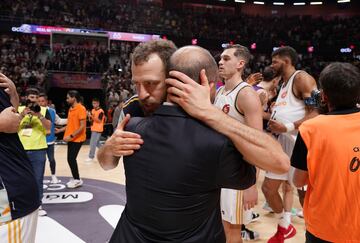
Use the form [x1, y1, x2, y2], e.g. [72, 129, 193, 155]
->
[64, 103, 87, 142]
[300, 112, 360, 242]
[91, 108, 105, 132]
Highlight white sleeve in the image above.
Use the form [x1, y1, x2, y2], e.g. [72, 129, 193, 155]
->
[55, 113, 67, 125]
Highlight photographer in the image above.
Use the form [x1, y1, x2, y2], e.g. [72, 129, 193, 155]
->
[292, 62, 360, 242]
[18, 88, 51, 216]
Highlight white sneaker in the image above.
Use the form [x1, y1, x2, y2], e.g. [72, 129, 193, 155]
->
[66, 179, 83, 188]
[39, 206, 47, 217]
[50, 175, 60, 184]
[85, 157, 94, 163]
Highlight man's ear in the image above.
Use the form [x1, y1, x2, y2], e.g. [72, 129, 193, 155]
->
[236, 59, 245, 70]
[209, 81, 217, 103]
[284, 56, 292, 66]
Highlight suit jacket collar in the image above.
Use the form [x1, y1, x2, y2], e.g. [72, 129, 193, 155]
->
[154, 104, 188, 118]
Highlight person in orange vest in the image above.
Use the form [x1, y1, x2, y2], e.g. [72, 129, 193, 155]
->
[86, 98, 105, 163]
[292, 62, 360, 242]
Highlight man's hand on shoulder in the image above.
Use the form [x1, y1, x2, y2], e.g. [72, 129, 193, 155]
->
[98, 114, 144, 170]
[166, 69, 215, 120]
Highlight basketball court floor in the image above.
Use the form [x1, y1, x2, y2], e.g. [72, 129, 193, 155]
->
[38, 144, 306, 243]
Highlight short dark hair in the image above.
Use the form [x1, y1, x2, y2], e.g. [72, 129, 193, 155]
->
[26, 88, 39, 96]
[92, 98, 100, 102]
[271, 46, 298, 66]
[39, 93, 48, 100]
[169, 46, 218, 84]
[319, 62, 360, 110]
[132, 39, 177, 76]
[262, 66, 276, 82]
[67, 90, 81, 102]
[224, 44, 251, 64]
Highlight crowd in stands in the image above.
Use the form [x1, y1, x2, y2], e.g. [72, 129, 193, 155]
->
[0, 34, 48, 95]
[1, 0, 359, 52]
[1, 33, 359, 116]
[46, 45, 110, 73]
[0, 33, 136, 116]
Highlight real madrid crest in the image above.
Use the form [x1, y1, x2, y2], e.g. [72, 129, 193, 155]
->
[222, 104, 230, 114]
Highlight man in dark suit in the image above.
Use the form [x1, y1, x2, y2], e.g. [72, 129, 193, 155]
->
[109, 46, 257, 243]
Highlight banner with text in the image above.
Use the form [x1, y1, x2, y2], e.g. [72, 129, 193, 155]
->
[50, 72, 102, 89]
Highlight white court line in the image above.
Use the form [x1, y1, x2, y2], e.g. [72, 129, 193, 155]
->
[98, 205, 125, 228]
[36, 216, 85, 243]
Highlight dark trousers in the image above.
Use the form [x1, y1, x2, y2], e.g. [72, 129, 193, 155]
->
[67, 142, 83, 180]
[306, 231, 332, 243]
[46, 144, 56, 175]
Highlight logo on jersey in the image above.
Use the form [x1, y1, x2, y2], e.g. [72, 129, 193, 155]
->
[222, 104, 230, 114]
[273, 101, 287, 107]
[350, 147, 360, 172]
[281, 91, 287, 99]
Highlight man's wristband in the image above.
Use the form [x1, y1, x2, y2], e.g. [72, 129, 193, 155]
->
[285, 122, 295, 132]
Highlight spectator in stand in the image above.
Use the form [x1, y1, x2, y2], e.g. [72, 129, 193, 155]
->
[108, 88, 120, 108]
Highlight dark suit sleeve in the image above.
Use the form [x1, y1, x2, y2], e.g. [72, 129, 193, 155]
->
[124, 117, 145, 133]
[216, 140, 256, 190]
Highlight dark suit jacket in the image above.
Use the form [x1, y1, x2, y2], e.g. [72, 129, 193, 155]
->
[110, 105, 256, 243]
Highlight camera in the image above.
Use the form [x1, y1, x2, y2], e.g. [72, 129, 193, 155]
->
[25, 99, 41, 113]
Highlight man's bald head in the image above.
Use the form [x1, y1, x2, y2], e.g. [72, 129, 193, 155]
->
[169, 46, 218, 84]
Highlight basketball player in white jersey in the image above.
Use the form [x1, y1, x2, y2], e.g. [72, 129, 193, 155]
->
[262, 46, 318, 243]
[216, 44, 263, 243]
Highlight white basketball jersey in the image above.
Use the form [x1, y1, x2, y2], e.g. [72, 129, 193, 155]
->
[272, 70, 305, 136]
[214, 82, 250, 123]
[216, 81, 249, 225]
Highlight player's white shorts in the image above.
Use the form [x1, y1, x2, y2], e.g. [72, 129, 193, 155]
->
[0, 208, 38, 243]
[221, 189, 243, 225]
[265, 133, 296, 183]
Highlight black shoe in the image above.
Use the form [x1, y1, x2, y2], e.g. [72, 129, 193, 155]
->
[251, 212, 260, 222]
[241, 226, 260, 241]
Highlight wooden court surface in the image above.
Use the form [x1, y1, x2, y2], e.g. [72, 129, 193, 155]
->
[47, 144, 306, 242]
